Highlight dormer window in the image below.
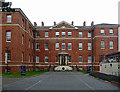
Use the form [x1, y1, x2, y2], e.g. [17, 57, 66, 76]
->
[61, 26, 66, 29]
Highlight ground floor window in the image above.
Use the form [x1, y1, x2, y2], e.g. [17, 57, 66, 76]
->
[88, 56, 91, 63]
[79, 56, 82, 63]
[56, 56, 59, 62]
[36, 56, 39, 63]
[45, 56, 48, 63]
[100, 55, 104, 62]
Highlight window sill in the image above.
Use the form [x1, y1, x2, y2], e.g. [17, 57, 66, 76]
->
[45, 62, 48, 63]
[56, 49, 59, 50]
[68, 62, 71, 63]
[88, 49, 91, 50]
[79, 49, 82, 50]
[45, 49, 48, 50]
[110, 48, 114, 49]
[36, 49, 40, 51]
[6, 41, 11, 42]
[101, 48, 105, 49]
[79, 62, 82, 63]
[68, 49, 72, 50]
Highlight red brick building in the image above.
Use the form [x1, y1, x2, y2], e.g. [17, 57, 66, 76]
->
[0, 7, 119, 72]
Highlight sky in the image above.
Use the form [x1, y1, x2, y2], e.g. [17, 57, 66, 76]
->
[5, 0, 120, 26]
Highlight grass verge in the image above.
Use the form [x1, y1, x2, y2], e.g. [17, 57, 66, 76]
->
[80, 70, 98, 74]
[1, 70, 47, 77]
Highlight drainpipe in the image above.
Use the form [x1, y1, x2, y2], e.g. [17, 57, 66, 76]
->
[33, 28, 36, 71]
[91, 26, 94, 71]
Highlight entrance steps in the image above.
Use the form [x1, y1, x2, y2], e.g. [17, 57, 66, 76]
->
[54, 66, 73, 71]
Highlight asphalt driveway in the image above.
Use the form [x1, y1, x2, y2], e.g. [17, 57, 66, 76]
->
[1, 72, 119, 91]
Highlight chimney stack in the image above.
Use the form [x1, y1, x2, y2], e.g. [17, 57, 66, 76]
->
[41, 22, 44, 26]
[83, 21, 86, 26]
[71, 21, 74, 25]
[34, 22, 37, 26]
[54, 21, 56, 25]
[91, 21, 94, 26]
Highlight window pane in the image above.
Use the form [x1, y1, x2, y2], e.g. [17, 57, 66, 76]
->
[36, 43, 39, 50]
[56, 32, 59, 37]
[88, 56, 91, 63]
[62, 32, 65, 37]
[88, 32, 91, 37]
[56, 56, 59, 62]
[88, 43, 91, 50]
[6, 31, 11, 41]
[101, 41, 105, 49]
[62, 43, 65, 50]
[56, 43, 59, 50]
[7, 51, 11, 60]
[79, 56, 82, 62]
[101, 29, 104, 35]
[68, 43, 72, 50]
[45, 32, 48, 37]
[7, 15, 11, 23]
[22, 35, 24, 44]
[109, 29, 113, 34]
[110, 41, 113, 49]
[79, 43, 82, 50]
[45, 43, 48, 50]
[22, 52, 24, 62]
[36, 32, 40, 37]
[79, 32, 82, 37]
[68, 32, 72, 37]
[100, 55, 104, 62]
[45, 56, 48, 62]
[36, 56, 39, 63]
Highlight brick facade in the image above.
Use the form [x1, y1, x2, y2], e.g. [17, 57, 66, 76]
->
[0, 8, 119, 72]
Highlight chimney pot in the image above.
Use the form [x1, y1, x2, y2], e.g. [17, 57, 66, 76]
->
[71, 21, 74, 25]
[34, 22, 37, 26]
[41, 22, 44, 26]
[54, 21, 56, 25]
[91, 21, 94, 26]
[83, 21, 86, 26]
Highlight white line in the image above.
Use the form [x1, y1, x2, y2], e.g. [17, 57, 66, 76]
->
[25, 80, 42, 90]
[25, 75, 50, 90]
[73, 73, 94, 90]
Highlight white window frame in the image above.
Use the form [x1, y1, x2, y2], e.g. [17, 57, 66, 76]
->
[68, 43, 72, 50]
[79, 43, 82, 50]
[88, 32, 91, 37]
[110, 41, 113, 49]
[36, 56, 39, 63]
[29, 55, 30, 63]
[79, 32, 82, 37]
[62, 43, 65, 50]
[56, 32, 59, 37]
[62, 32, 65, 37]
[101, 41, 105, 49]
[22, 35, 24, 44]
[109, 29, 113, 35]
[45, 43, 48, 50]
[6, 31, 11, 42]
[45, 56, 48, 63]
[79, 56, 82, 63]
[36, 43, 40, 50]
[68, 32, 72, 37]
[22, 52, 24, 62]
[29, 40, 30, 48]
[7, 14, 12, 23]
[88, 43, 91, 50]
[88, 56, 91, 63]
[45, 32, 48, 37]
[100, 29, 104, 35]
[56, 43, 59, 50]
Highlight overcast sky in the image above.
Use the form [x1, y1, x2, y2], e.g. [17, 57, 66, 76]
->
[5, 0, 120, 26]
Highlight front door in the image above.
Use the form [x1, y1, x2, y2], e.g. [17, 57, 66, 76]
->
[61, 55, 66, 65]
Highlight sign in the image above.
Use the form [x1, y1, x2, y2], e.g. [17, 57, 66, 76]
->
[21, 66, 26, 75]
[87, 66, 90, 73]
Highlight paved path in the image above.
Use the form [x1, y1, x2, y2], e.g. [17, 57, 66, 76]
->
[2, 72, 119, 91]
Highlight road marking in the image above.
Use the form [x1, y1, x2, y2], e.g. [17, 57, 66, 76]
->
[25, 74, 51, 90]
[72, 72, 95, 90]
